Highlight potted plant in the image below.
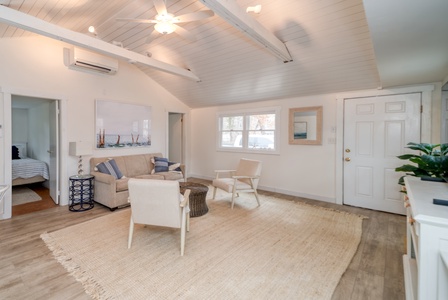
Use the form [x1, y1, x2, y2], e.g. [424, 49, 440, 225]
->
[395, 142, 448, 185]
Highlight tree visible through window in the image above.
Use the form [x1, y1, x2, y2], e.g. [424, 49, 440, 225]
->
[218, 108, 279, 152]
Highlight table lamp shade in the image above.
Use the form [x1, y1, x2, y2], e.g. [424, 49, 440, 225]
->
[69, 141, 92, 175]
[69, 141, 92, 156]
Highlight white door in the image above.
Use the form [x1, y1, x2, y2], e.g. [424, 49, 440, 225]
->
[343, 93, 421, 214]
[49, 100, 59, 204]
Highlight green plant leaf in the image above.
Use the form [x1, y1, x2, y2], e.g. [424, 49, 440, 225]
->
[397, 154, 420, 160]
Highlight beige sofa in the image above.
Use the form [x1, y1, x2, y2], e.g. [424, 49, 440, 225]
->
[90, 153, 185, 211]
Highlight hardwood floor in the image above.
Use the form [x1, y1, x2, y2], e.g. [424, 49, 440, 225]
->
[0, 178, 405, 299]
[12, 183, 57, 217]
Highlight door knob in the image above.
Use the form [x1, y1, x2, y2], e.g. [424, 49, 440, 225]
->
[345, 157, 351, 162]
[345, 149, 351, 153]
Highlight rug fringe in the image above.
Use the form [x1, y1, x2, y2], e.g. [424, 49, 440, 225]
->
[40, 232, 111, 300]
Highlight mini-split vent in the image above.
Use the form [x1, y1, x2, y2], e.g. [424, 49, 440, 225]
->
[64, 47, 118, 75]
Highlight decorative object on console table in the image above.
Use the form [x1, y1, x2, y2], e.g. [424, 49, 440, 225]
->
[69, 141, 93, 175]
[69, 174, 94, 212]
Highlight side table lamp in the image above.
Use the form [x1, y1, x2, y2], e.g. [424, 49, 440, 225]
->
[69, 141, 92, 175]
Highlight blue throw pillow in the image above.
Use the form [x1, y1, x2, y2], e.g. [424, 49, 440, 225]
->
[168, 161, 182, 172]
[153, 157, 169, 173]
[96, 159, 123, 179]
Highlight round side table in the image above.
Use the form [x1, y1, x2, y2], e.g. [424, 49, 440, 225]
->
[69, 174, 94, 212]
[179, 182, 209, 217]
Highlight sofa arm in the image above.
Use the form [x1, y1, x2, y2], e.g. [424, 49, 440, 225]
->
[91, 171, 116, 184]
[180, 164, 186, 181]
[91, 171, 118, 207]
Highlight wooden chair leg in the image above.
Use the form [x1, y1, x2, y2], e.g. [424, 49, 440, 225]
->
[231, 183, 237, 209]
[180, 213, 187, 256]
[127, 217, 134, 249]
[254, 189, 261, 206]
[213, 186, 217, 199]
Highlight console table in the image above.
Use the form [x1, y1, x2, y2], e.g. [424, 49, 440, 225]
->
[403, 177, 448, 300]
[69, 174, 94, 212]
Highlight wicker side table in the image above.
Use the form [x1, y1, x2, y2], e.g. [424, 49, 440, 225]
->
[179, 182, 209, 217]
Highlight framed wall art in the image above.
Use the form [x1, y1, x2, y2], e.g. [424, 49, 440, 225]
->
[289, 106, 322, 145]
[95, 100, 152, 148]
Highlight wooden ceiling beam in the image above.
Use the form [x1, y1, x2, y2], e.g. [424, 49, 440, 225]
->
[0, 5, 200, 81]
[200, 0, 292, 63]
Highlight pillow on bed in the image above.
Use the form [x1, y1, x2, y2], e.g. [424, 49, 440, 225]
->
[12, 146, 20, 160]
[95, 159, 123, 179]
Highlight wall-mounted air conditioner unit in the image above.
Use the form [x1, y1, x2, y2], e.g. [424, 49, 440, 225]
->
[64, 47, 118, 75]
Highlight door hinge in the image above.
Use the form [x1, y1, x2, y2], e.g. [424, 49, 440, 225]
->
[421, 105, 423, 113]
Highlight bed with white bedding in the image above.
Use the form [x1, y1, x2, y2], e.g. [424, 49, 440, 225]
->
[12, 143, 49, 186]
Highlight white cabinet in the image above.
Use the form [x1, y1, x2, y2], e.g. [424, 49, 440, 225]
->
[403, 177, 448, 300]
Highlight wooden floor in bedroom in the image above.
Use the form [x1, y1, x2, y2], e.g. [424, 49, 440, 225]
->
[12, 183, 57, 217]
[0, 178, 406, 299]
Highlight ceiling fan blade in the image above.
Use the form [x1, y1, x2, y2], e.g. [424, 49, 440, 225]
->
[153, 0, 167, 16]
[116, 18, 157, 24]
[145, 29, 160, 44]
[172, 24, 196, 42]
[174, 10, 214, 23]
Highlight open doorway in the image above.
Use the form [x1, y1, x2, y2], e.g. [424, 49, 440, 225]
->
[168, 112, 184, 164]
[11, 95, 60, 216]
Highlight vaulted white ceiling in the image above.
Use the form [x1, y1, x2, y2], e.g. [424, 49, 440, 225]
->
[0, 0, 446, 108]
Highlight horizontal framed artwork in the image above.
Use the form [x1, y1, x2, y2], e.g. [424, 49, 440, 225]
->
[95, 100, 152, 149]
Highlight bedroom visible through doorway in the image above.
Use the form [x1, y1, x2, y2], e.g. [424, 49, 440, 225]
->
[11, 95, 60, 216]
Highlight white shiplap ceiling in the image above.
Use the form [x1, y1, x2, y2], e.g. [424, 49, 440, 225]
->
[0, 0, 446, 108]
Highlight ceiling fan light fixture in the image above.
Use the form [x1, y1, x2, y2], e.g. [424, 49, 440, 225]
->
[246, 5, 262, 14]
[155, 21, 175, 34]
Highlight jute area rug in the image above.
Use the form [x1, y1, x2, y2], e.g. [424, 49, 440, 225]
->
[41, 190, 365, 300]
[12, 186, 42, 206]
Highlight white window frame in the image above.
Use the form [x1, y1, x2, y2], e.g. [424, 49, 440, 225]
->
[216, 106, 280, 155]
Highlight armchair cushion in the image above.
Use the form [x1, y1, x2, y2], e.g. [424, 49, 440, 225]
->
[96, 159, 123, 179]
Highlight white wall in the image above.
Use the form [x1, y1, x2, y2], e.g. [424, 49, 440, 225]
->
[0, 36, 190, 215]
[28, 102, 50, 162]
[190, 87, 442, 203]
[190, 94, 338, 202]
[12, 108, 28, 143]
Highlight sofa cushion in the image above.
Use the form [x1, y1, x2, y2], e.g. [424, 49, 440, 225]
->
[157, 171, 184, 181]
[135, 174, 165, 180]
[124, 155, 152, 177]
[96, 159, 123, 179]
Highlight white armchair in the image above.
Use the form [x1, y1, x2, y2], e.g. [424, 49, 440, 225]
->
[212, 158, 262, 209]
[127, 179, 191, 256]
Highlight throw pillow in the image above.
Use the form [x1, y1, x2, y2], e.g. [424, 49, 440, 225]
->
[168, 162, 182, 172]
[96, 159, 123, 179]
[12, 146, 20, 160]
[152, 157, 169, 173]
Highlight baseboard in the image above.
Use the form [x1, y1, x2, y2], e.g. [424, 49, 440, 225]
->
[188, 174, 336, 204]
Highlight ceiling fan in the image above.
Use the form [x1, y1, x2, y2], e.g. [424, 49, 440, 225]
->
[116, 0, 214, 43]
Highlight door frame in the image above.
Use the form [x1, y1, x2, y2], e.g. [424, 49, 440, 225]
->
[0, 87, 68, 220]
[166, 110, 188, 174]
[335, 84, 434, 206]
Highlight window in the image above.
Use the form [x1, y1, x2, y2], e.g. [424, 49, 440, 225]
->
[217, 107, 280, 153]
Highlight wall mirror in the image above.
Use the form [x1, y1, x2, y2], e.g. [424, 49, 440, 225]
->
[289, 106, 323, 145]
